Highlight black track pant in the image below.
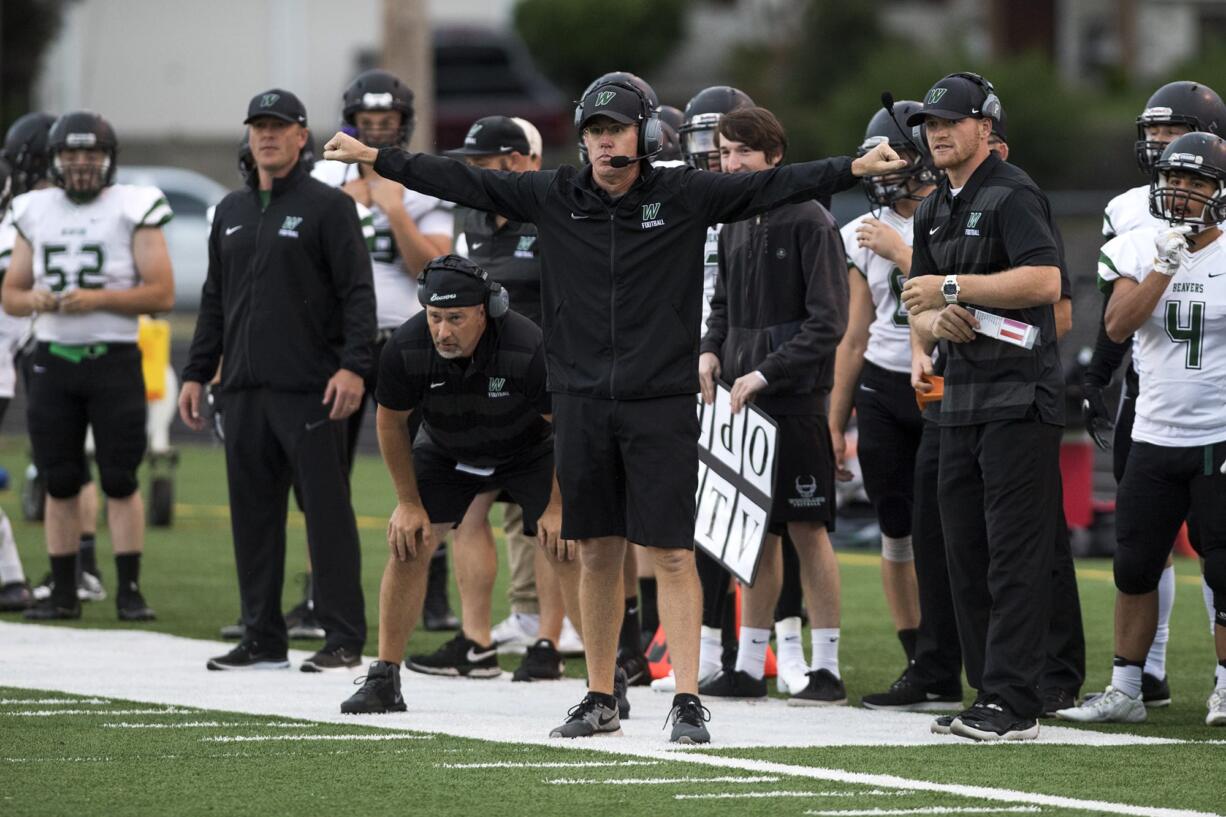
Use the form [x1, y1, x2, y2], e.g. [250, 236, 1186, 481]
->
[938, 418, 1062, 720]
[224, 388, 366, 655]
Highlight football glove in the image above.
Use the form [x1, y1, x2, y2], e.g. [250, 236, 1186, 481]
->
[1080, 384, 1113, 451]
[1153, 225, 1192, 276]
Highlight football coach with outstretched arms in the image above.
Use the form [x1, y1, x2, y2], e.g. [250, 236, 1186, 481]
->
[324, 78, 906, 744]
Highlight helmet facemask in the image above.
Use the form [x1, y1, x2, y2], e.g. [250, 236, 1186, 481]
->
[53, 149, 111, 202]
[1134, 109, 1198, 173]
[354, 103, 411, 150]
[1149, 166, 1226, 233]
[860, 139, 938, 209]
[680, 113, 722, 171]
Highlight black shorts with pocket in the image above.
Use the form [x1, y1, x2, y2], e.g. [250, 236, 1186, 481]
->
[413, 443, 553, 536]
[552, 393, 699, 549]
[768, 413, 836, 535]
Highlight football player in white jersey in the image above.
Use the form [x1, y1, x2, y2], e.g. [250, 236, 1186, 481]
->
[1057, 133, 1226, 727]
[831, 100, 941, 695]
[3, 111, 173, 621]
[312, 69, 459, 630]
[1082, 82, 1226, 706]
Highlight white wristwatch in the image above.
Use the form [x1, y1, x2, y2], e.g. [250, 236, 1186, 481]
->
[942, 274, 960, 305]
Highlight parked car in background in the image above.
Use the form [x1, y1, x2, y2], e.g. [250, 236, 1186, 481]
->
[115, 166, 228, 312]
[432, 25, 570, 150]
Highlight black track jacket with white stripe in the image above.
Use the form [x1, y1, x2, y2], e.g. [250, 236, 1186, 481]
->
[373, 149, 857, 400]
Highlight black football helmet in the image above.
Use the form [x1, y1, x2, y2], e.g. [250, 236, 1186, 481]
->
[343, 69, 415, 148]
[2, 112, 56, 195]
[656, 105, 685, 162]
[575, 71, 659, 164]
[1135, 81, 1226, 174]
[858, 101, 940, 209]
[1148, 132, 1226, 230]
[47, 111, 118, 200]
[0, 157, 13, 217]
[238, 131, 255, 182]
[679, 86, 755, 171]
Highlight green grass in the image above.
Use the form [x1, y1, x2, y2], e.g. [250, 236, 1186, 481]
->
[1, 434, 1223, 817]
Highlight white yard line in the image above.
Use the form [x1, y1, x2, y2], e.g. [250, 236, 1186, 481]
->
[8, 708, 189, 716]
[102, 721, 314, 729]
[0, 622, 1218, 817]
[438, 761, 662, 769]
[675, 790, 915, 800]
[200, 734, 432, 743]
[804, 804, 1044, 809]
[0, 698, 112, 705]
[545, 775, 780, 785]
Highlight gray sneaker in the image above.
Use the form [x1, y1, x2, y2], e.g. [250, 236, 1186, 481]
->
[666, 696, 711, 744]
[549, 693, 622, 738]
[1055, 686, 1146, 724]
[614, 666, 631, 718]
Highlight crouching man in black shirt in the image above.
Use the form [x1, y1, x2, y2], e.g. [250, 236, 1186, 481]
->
[340, 254, 564, 714]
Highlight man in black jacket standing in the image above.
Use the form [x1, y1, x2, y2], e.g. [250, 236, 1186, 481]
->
[698, 107, 848, 704]
[323, 79, 904, 743]
[179, 89, 376, 673]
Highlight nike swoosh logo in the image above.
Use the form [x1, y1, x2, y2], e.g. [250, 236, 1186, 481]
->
[751, 639, 769, 645]
[570, 213, 590, 220]
[859, 384, 878, 393]
[1209, 271, 1226, 278]
[598, 713, 617, 726]
[471, 242, 484, 250]
[929, 225, 941, 235]
[225, 225, 243, 236]
[465, 647, 496, 662]
[32, 365, 46, 374]
[304, 418, 329, 431]
[430, 381, 446, 389]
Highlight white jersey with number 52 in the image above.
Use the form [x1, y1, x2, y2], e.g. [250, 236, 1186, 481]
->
[11, 184, 172, 344]
[840, 208, 914, 375]
[1098, 227, 1226, 446]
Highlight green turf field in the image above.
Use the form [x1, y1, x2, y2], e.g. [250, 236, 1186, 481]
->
[0, 434, 1222, 817]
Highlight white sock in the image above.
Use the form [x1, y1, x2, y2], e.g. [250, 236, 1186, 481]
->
[699, 625, 722, 680]
[0, 510, 24, 584]
[811, 628, 841, 678]
[1111, 662, 1143, 699]
[775, 616, 805, 668]
[735, 626, 771, 680]
[1216, 661, 1226, 692]
[1144, 565, 1175, 678]
[1204, 577, 1218, 637]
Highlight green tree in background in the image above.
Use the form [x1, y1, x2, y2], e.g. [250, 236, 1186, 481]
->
[513, 0, 687, 99]
[1, 0, 72, 131]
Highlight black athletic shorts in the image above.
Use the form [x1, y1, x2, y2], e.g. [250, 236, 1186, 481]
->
[855, 361, 924, 539]
[552, 393, 698, 549]
[768, 413, 836, 534]
[413, 444, 553, 536]
[1116, 439, 1226, 588]
[26, 342, 146, 495]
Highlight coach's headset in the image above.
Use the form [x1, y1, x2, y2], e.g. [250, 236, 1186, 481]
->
[574, 80, 664, 162]
[417, 254, 509, 318]
[909, 72, 1003, 152]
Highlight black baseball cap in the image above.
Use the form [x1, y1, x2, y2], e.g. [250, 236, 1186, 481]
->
[244, 89, 308, 126]
[418, 255, 489, 309]
[578, 84, 645, 128]
[444, 116, 532, 157]
[906, 75, 988, 126]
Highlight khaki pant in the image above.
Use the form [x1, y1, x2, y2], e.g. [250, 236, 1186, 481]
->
[503, 503, 538, 614]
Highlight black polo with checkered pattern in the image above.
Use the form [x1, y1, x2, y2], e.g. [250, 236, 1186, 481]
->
[376, 310, 552, 469]
[909, 153, 1064, 427]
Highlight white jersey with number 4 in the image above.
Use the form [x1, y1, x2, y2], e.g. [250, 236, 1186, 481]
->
[11, 184, 172, 345]
[1102, 184, 1163, 239]
[312, 159, 453, 329]
[1098, 228, 1226, 446]
[840, 208, 913, 375]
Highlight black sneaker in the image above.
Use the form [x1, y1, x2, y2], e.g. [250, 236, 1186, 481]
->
[931, 713, 956, 734]
[512, 639, 565, 682]
[206, 640, 289, 671]
[116, 590, 156, 622]
[219, 619, 245, 639]
[301, 645, 362, 672]
[286, 600, 326, 640]
[1041, 687, 1077, 718]
[0, 581, 32, 612]
[549, 693, 622, 738]
[406, 633, 501, 678]
[861, 669, 962, 712]
[666, 695, 711, 744]
[341, 660, 407, 714]
[699, 669, 768, 699]
[617, 646, 651, 687]
[950, 699, 1038, 741]
[22, 595, 81, 620]
[1142, 673, 1172, 708]
[787, 668, 847, 706]
[614, 666, 631, 719]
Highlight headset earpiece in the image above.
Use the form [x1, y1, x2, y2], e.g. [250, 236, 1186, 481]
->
[487, 281, 509, 318]
[946, 71, 1002, 123]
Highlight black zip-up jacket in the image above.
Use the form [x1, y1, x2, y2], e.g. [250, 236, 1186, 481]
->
[373, 149, 856, 399]
[700, 200, 847, 415]
[183, 164, 376, 391]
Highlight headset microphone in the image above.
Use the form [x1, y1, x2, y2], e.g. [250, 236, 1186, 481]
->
[880, 90, 928, 158]
[609, 150, 660, 168]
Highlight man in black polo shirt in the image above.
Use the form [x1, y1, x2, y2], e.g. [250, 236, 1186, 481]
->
[340, 254, 561, 714]
[900, 73, 1064, 741]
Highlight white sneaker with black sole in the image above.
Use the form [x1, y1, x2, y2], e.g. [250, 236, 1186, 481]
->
[491, 612, 539, 655]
